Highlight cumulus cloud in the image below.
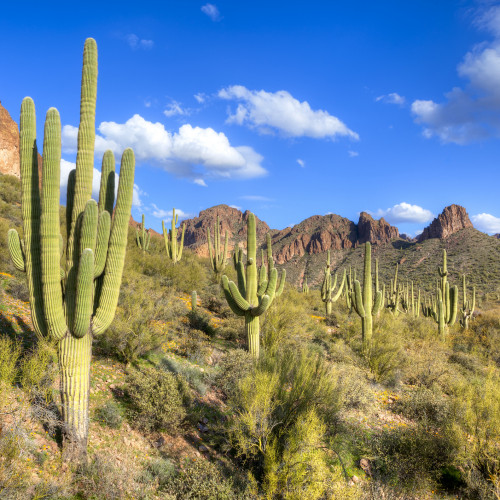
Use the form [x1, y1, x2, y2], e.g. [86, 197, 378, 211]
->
[371, 202, 434, 224]
[194, 178, 207, 186]
[412, 6, 500, 143]
[229, 204, 242, 210]
[194, 93, 207, 103]
[62, 114, 266, 181]
[471, 213, 500, 234]
[201, 3, 220, 21]
[218, 85, 359, 140]
[296, 158, 305, 167]
[59, 159, 143, 208]
[376, 93, 406, 105]
[126, 34, 154, 50]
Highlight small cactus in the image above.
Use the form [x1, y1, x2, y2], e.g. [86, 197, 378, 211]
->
[162, 208, 185, 264]
[320, 250, 345, 316]
[302, 277, 309, 294]
[136, 214, 150, 252]
[207, 215, 228, 280]
[459, 274, 475, 330]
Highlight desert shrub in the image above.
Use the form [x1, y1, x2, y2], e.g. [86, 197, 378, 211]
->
[448, 351, 483, 375]
[96, 400, 123, 429]
[182, 330, 213, 365]
[74, 453, 143, 499]
[161, 357, 206, 396]
[468, 308, 500, 364]
[162, 458, 234, 499]
[392, 387, 453, 427]
[203, 292, 231, 318]
[0, 174, 21, 205]
[126, 366, 186, 433]
[336, 364, 375, 411]
[214, 349, 254, 399]
[372, 424, 459, 490]
[187, 309, 216, 338]
[4, 279, 29, 303]
[0, 336, 20, 388]
[218, 315, 244, 343]
[139, 457, 177, 490]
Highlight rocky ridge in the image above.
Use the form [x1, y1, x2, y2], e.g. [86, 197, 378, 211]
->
[417, 204, 473, 242]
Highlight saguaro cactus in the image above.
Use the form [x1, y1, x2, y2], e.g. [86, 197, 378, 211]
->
[136, 214, 150, 251]
[221, 213, 277, 358]
[162, 208, 185, 264]
[207, 216, 228, 280]
[386, 263, 401, 317]
[350, 242, 383, 345]
[259, 233, 286, 298]
[7, 39, 135, 461]
[302, 278, 309, 294]
[459, 274, 475, 330]
[320, 250, 345, 316]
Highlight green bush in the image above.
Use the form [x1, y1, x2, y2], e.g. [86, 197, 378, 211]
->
[126, 366, 186, 433]
[0, 336, 20, 388]
[162, 458, 234, 499]
[214, 349, 254, 399]
[96, 400, 123, 429]
[139, 458, 176, 490]
[336, 364, 375, 411]
[187, 309, 216, 338]
[161, 357, 206, 396]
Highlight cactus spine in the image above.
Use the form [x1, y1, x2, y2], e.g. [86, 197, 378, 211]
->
[320, 250, 345, 316]
[350, 242, 383, 346]
[7, 39, 135, 461]
[162, 208, 185, 263]
[136, 214, 150, 251]
[221, 213, 278, 358]
[207, 216, 228, 280]
[459, 274, 475, 330]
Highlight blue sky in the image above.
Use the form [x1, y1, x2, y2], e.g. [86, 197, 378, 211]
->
[1, 0, 500, 236]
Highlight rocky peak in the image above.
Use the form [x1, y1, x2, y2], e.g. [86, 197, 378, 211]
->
[0, 101, 20, 178]
[357, 212, 399, 245]
[417, 204, 473, 242]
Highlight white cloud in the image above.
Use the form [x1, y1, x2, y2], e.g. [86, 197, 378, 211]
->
[62, 114, 266, 181]
[126, 34, 154, 50]
[296, 158, 305, 167]
[194, 178, 207, 187]
[163, 100, 190, 117]
[201, 3, 220, 21]
[471, 213, 500, 234]
[59, 159, 142, 208]
[240, 195, 273, 202]
[156, 208, 191, 223]
[376, 93, 406, 105]
[229, 204, 242, 210]
[412, 6, 500, 144]
[371, 202, 435, 224]
[218, 85, 359, 140]
[415, 229, 423, 236]
[144, 100, 152, 108]
[194, 93, 207, 103]
[348, 150, 359, 157]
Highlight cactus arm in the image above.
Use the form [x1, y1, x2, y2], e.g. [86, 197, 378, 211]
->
[332, 269, 346, 302]
[65, 169, 76, 243]
[40, 107, 68, 341]
[245, 213, 258, 303]
[98, 150, 115, 215]
[222, 230, 228, 270]
[8, 229, 26, 271]
[275, 269, 286, 297]
[73, 249, 94, 338]
[177, 224, 185, 261]
[352, 280, 366, 317]
[266, 233, 274, 270]
[93, 148, 135, 335]
[94, 210, 110, 278]
[79, 200, 98, 255]
[207, 227, 214, 269]
[251, 294, 270, 316]
[363, 242, 372, 318]
[448, 285, 458, 326]
[257, 279, 268, 297]
[221, 276, 246, 316]
[373, 290, 383, 316]
[228, 280, 252, 310]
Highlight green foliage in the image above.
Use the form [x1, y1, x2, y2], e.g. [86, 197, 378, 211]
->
[95, 400, 123, 429]
[0, 336, 20, 388]
[214, 349, 254, 399]
[139, 457, 176, 490]
[126, 365, 186, 433]
[187, 308, 216, 338]
[161, 356, 206, 396]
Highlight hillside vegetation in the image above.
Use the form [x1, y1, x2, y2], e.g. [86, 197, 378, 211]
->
[1, 172, 500, 499]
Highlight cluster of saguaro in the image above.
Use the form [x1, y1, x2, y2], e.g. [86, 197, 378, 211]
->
[302, 278, 309, 294]
[459, 274, 475, 330]
[136, 214, 150, 252]
[424, 250, 458, 340]
[207, 216, 228, 280]
[7, 39, 135, 461]
[350, 242, 383, 345]
[400, 281, 420, 317]
[320, 250, 345, 316]
[162, 208, 185, 264]
[221, 214, 283, 358]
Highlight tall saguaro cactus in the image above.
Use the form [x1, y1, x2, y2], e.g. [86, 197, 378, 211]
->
[386, 263, 401, 316]
[259, 233, 286, 299]
[221, 213, 278, 358]
[207, 215, 228, 280]
[136, 214, 150, 252]
[7, 39, 135, 461]
[459, 274, 475, 330]
[320, 250, 345, 316]
[162, 208, 185, 264]
[350, 242, 383, 346]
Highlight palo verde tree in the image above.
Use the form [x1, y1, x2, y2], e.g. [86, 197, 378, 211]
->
[221, 213, 278, 358]
[7, 38, 135, 461]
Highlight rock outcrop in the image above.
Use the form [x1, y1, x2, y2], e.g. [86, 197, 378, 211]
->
[418, 205, 473, 242]
[357, 212, 399, 245]
[0, 101, 20, 178]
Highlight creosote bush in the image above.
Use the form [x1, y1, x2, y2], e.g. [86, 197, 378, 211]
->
[126, 366, 186, 433]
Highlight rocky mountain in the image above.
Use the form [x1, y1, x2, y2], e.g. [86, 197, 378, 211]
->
[418, 204, 473, 242]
